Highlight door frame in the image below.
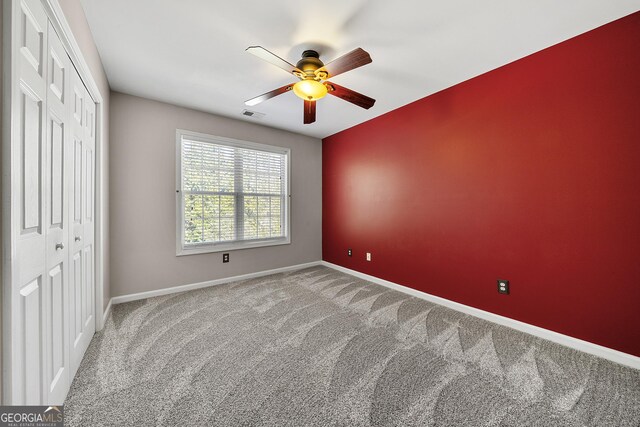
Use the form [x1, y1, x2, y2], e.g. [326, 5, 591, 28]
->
[1, 0, 106, 404]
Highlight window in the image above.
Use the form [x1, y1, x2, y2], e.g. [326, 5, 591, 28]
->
[176, 130, 290, 255]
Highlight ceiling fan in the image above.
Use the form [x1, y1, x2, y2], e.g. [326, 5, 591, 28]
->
[244, 46, 376, 124]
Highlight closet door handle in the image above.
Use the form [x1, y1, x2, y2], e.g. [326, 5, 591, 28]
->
[75, 236, 82, 242]
[55, 243, 64, 250]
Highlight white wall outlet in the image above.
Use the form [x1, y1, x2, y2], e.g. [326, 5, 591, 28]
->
[366, 252, 371, 261]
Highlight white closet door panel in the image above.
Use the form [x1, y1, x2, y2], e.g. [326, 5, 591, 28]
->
[83, 89, 96, 333]
[20, 278, 43, 405]
[84, 148, 93, 222]
[68, 70, 84, 377]
[83, 245, 94, 329]
[42, 21, 71, 405]
[48, 115, 64, 228]
[20, 88, 43, 232]
[69, 134, 84, 375]
[71, 251, 82, 346]
[12, 0, 48, 406]
[73, 139, 82, 224]
[72, 86, 83, 126]
[19, 0, 46, 84]
[48, 45, 65, 104]
[68, 70, 96, 378]
[16, 86, 45, 279]
[84, 97, 94, 139]
[46, 264, 66, 404]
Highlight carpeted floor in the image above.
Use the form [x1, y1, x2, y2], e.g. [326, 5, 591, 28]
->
[64, 266, 640, 426]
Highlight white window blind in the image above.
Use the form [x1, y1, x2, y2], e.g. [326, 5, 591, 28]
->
[177, 130, 290, 255]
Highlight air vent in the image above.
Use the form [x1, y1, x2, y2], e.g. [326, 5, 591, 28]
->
[242, 109, 265, 119]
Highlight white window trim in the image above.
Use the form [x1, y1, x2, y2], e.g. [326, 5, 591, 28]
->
[175, 129, 291, 256]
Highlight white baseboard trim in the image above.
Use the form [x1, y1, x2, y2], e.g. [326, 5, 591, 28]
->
[321, 261, 640, 370]
[101, 298, 113, 330]
[111, 261, 323, 305]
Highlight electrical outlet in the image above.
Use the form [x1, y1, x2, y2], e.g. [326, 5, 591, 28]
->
[497, 279, 509, 294]
[348, 248, 352, 257]
[223, 253, 230, 263]
[366, 252, 372, 261]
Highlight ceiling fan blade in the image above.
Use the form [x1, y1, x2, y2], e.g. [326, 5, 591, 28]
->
[244, 84, 293, 106]
[303, 100, 316, 124]
[325, 82, 375, 109]
[317, 48, 372, 78]
[246, 46, 302, 76]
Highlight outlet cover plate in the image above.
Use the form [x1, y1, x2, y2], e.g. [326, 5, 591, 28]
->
[497, 279, 509, 294]
[223, 253, 230, 263]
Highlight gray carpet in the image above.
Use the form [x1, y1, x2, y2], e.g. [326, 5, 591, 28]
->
[64, 266, 640, 426]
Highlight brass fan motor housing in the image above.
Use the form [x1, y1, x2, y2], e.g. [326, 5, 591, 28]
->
[295, 50, 326, 79]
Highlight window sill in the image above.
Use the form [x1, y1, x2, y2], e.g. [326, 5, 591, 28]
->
[177, 237, 290, 256]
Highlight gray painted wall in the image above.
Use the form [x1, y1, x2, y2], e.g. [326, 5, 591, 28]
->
[58, 0, 111, 311]
[109, 92, 322, 298]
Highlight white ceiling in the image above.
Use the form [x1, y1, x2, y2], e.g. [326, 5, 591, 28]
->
[80, 0, 640, 139]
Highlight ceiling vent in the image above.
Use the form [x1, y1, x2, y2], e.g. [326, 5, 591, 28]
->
[241, 109, 265, 119]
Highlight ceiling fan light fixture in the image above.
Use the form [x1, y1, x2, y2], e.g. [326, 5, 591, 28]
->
[293, 79, 328, 101]
[245, 46, 374, 123]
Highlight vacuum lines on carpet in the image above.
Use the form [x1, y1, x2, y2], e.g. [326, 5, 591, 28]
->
[64, 266, 640, 426]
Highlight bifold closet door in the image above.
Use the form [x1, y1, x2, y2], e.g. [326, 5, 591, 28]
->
[10, 0, 96, 404]
[43, 19, 72, 405]
[13, 0, 50, 404]
[69, 63, 96, 379]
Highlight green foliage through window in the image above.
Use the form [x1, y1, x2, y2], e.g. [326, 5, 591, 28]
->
[180, 136, 288, 246]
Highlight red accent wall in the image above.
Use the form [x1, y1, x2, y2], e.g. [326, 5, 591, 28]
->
[322, 12, 640, 357]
